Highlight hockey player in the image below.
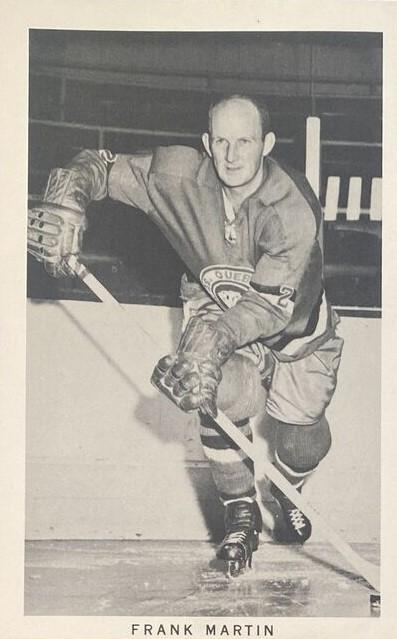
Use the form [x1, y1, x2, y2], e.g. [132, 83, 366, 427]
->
[28, 95, 343, 577]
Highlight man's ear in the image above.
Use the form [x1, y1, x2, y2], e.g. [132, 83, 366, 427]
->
[202, 132, 212, 157]
[263, 131, 276, 156]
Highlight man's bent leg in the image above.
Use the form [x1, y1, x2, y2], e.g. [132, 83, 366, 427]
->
[271, 416, 332, 543]
[265, 334, 343, 543]
[200, 354, 265, 575]
[200, 413, 262, 576]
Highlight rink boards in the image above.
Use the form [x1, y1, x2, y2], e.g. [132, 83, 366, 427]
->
[25, 300, 380, 543]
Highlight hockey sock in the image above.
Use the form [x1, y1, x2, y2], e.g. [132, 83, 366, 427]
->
[270, 419, 331, 543]
[274, 416, 332, 477]
[200, 413, 256, 502]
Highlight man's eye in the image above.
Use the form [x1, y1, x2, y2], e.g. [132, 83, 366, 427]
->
[240, 139, 251, 144]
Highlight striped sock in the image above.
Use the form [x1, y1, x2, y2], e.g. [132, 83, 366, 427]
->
[200, 414, 256, 503]
[274, 449, 315, 488]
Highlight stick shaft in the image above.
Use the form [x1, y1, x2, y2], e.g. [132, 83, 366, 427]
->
[82, 270, 122, 306]
[67, 256, 122, 307]
[72, 259, 380, 592]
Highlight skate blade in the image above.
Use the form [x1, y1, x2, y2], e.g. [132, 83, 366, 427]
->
[226, 560, 243, 578]
[226, 558, 253, 579]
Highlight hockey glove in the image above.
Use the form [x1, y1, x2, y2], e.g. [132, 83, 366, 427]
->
[151, 316, 237, 418]
[28, 168, 89, 277]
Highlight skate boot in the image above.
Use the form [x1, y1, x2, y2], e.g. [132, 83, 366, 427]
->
[270, 482, 312, 544]
[216, 499, 262, 578]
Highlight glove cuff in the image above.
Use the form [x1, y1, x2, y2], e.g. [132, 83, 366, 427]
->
[43, 168, 91, 214]
[178, 316, 237, 366]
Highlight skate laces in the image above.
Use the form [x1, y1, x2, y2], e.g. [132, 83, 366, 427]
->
[289, 508, 307, 534]
[224, 530, 252, 544]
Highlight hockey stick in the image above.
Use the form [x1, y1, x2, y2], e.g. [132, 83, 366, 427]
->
[67, 256, 380, 593]
[67, 256, 122, 308]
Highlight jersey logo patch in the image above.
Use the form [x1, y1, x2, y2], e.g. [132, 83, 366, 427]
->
[200, 265, 254, 310]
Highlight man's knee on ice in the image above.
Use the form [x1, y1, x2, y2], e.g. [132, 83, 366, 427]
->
[217, 354, 265, 422]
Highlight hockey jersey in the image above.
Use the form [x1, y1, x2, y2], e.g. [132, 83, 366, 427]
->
[66, 146, 338, 362]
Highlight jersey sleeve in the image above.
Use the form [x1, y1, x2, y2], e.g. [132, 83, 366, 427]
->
[216, 205, 318, 347]
[108, 152, 154, 213]
[65, 149, 154, 213]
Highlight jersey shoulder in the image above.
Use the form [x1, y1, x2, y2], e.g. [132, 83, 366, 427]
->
[257, 158, 322, 234]
[150, 145, 207, 180]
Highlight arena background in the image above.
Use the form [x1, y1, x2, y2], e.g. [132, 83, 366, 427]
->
[26, 31, 381, 544]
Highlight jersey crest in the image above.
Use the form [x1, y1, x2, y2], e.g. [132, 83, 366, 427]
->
[200, 265, 254, 309]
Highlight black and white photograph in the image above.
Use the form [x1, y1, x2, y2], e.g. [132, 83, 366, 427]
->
[1, 1, 397, 638]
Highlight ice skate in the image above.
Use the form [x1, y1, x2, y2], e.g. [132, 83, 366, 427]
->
[216, 499, 262, 577]
[270, 482, 312, 544]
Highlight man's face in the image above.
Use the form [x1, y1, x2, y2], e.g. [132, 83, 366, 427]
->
[204, 99, 267, 190]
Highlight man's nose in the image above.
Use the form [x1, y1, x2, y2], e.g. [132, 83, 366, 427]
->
[226, 142, 238, 163]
